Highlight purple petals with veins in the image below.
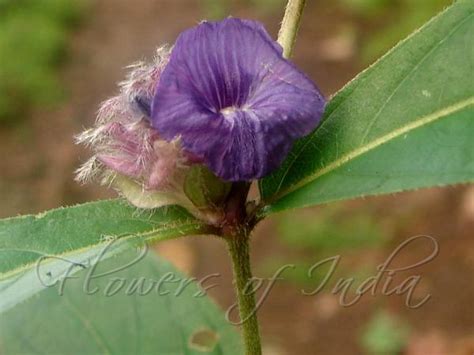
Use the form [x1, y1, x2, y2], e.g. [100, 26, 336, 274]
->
[151, 18, 326, 181]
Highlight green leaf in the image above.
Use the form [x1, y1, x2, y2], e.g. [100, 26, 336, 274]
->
[260, 1, 474, 213]
[0, 199, 210, 311]
[0, 248, 242, 354]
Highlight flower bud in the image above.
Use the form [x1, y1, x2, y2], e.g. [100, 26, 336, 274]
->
[75, 47, 198, 215]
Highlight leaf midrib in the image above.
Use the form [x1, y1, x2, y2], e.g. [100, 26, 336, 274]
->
[266, 10, 473, 204]
[359, 13, 473, 146]
[271, 97, 474, 203]
[0, 221, 206, 280]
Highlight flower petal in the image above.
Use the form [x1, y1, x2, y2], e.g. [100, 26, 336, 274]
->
[152, 18, 325, 181]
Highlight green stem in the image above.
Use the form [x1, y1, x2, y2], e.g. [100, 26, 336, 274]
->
[277, 0, 307, 58]
[227, 231, 262, 355]
[223, 3, 309, 354]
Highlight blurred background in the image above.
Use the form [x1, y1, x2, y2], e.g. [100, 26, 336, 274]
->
[0, 0, 473, 354]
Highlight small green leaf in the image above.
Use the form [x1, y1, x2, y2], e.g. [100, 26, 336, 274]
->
[0, 199, 210, 311]
[260, 1, 474, 213]
[0, 249, 242, 354]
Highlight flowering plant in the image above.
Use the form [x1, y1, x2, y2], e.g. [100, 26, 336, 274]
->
[1, 1, 472, 354]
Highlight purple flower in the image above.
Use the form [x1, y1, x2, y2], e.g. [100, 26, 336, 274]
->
[151, 18, 325, 181]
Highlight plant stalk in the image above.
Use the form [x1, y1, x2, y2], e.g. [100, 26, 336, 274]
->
[277, 0, 307, 58]
[223, 2, 308, 354]
[227, 231, 262, 355]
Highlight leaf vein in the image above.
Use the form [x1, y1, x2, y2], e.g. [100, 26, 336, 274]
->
[272, 97, 474, 201]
